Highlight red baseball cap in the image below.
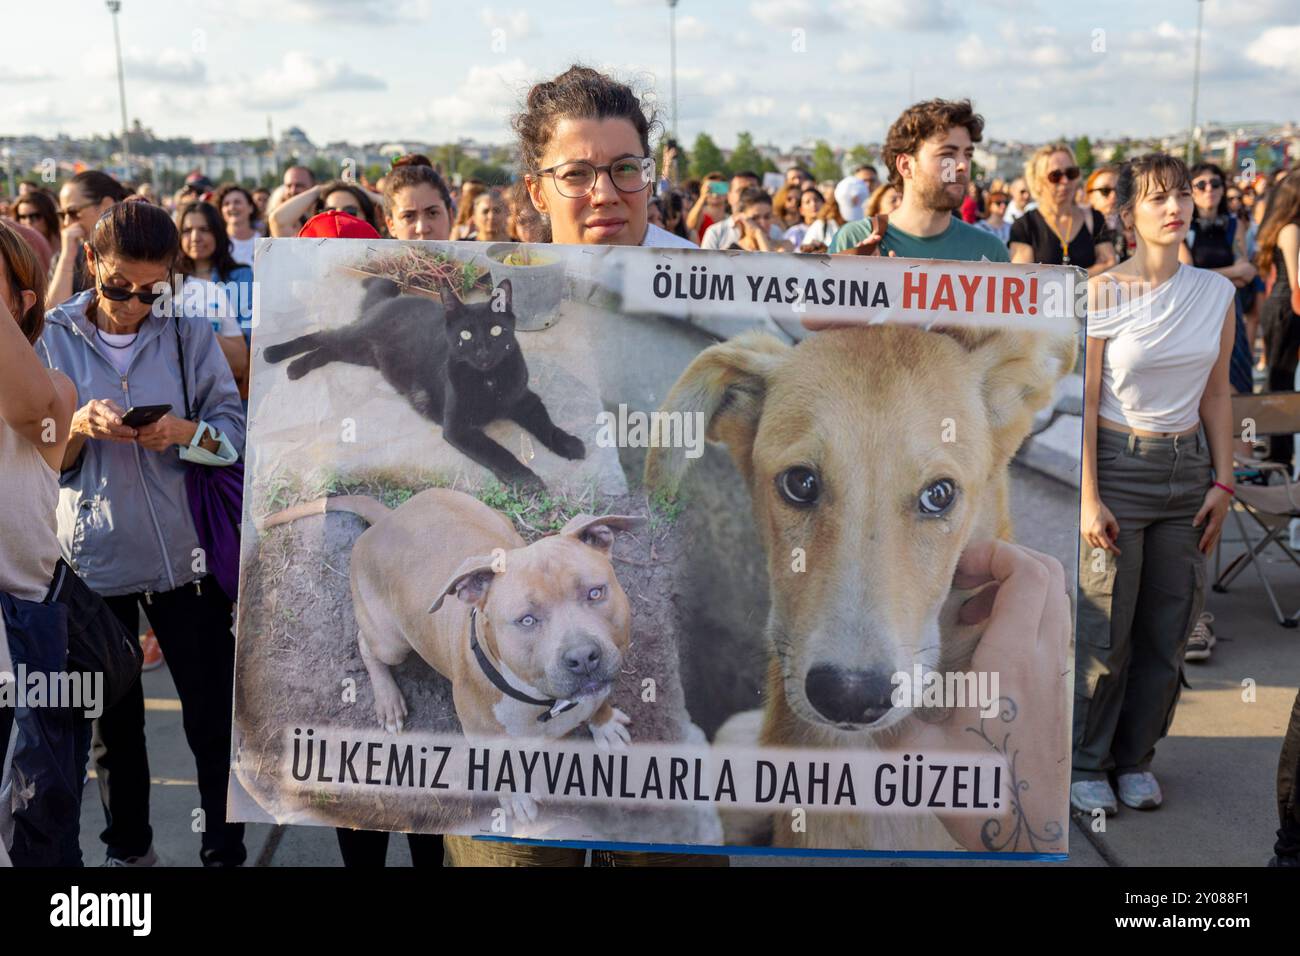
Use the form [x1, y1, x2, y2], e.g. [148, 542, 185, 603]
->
[297, 210, 381, 239]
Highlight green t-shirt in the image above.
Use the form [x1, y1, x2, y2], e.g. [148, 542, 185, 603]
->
[828, 215, 1011, 263]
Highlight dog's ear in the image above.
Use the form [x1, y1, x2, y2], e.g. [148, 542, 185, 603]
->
[559, 514, 646, 554]
[938, 326, 1078, 463]
[643, 331, 790, 498]
[428, 554, 497, 613]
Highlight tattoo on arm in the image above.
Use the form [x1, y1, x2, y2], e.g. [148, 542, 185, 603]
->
[964, 696, 1064, 853]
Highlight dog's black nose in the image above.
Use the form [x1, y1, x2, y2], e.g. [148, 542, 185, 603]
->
[804, 665, 894, 726]
[562, 641, 602, 675]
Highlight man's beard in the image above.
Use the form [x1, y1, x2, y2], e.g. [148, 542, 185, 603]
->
[914, 174, 966, 213]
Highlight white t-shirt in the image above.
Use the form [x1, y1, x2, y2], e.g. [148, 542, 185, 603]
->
[97, 329, 138, 375]
[1089, 264, 1235, 433]
[800, 219, 840, 249]
[642, 222, 698, 249]
[229, 234, 257, 268]
[700, 217, 785, 250]
[180, 275, 243, 338]
[834, 175, 871, 222]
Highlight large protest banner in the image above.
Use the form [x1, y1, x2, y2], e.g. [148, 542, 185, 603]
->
[228, 240, 1083, 856]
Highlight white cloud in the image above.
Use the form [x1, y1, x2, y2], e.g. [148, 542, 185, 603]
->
[219, 52, 387, 112]
[675, 15, 713, 41]
[272, 0, 432, 22]
[420, 58, 532, 140]
[86, 47, 207, 85]
[480, 8, 535, 40]
[835, 0, 965, 32]
[835, 51, 871, 73]
[750, 0, 840, 31]
[1246, 25, 1300, 74]
[0, 65, 51, 84]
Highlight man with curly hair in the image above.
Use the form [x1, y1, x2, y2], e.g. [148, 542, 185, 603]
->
[829, 98, 1009, 263]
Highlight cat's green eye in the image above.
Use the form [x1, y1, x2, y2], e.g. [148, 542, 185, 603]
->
[490, 325, 502, 337]
[459, 330, 472, 341]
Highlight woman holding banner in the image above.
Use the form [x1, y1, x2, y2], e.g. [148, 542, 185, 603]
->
[431, 65, 712, 868]
[1074, 154, 1236, 816]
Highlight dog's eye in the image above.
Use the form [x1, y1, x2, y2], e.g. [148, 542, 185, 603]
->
[490, 325, 503, 337]
[460, 330, 472, 341]
[918, 478, 957, 516]
[587, 586, 604, 601]
[777, 466, 820, 506]
[517, 614, 538, 628]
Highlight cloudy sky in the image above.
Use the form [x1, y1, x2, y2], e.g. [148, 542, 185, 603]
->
[3, 0, 1297, 148]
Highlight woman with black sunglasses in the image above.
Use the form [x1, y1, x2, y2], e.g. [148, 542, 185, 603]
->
[50, 170, 129, 307]
[1178, 163, 1259, 402]
[1087, 166, 1127, 262]
[12, 188, 60, 251]
[37, 200, 247, 867]
[1010, 144, 1117, 275]
[1180, 163, 1258, 288]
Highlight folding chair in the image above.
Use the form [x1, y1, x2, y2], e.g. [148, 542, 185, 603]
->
[1212, 391, 1300, 627]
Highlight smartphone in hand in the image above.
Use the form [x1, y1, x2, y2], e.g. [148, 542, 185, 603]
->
[120, 404, 172, 429]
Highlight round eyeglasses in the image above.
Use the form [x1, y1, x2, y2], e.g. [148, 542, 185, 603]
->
[533, 157, 655, 199]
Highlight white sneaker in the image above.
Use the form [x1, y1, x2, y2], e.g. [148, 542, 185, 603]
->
[1070, 779, 1118, 815]
[1117, 771, 1163, 810]
[1184, 612, 1216, 662]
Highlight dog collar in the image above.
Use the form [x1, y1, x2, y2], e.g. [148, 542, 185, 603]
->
[469, 609, 579, 723]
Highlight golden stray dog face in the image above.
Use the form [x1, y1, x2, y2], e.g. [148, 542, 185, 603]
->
[646, 325, 1074, 734]
[430, 516, 640, 703]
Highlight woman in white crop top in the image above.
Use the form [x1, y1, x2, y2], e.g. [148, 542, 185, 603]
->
[1072, 154, 1236, 818]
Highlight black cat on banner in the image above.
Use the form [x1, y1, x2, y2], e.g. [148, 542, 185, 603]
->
[263, 277, 585, 488]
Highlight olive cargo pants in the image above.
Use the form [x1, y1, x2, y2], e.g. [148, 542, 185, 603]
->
[1073, 428, 1212, 782]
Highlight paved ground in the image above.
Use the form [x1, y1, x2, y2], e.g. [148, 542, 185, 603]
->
[77, 464, 1297, 867]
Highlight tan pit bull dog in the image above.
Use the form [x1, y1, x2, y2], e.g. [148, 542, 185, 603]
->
[259, 488, 643, 820]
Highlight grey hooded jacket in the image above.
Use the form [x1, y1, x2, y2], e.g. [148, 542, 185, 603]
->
[38, 290, 245, 598]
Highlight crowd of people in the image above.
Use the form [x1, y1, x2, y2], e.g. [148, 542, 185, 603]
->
[2, 62, 1299, 869]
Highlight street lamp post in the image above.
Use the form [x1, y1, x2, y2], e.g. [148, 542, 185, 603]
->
[667, 0, 679, 140]
[1188, 0, 1205, 164]
[106, 1, 131, 180]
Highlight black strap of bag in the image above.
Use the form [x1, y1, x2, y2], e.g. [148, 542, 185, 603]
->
[44, 559, 142, 713]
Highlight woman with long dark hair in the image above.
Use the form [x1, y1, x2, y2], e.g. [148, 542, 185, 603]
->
[1257, 175, 1300, 467]
[215, 183, 260, 268]
[175, 200, 252, 382]
[38, 200, 246, 866]
[1179, 163, 1259, 399]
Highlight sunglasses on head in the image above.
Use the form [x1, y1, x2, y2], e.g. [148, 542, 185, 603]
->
[1047, 167, 1081, 184]
[1089, 186, 1115, 197]
[1193, 178, 1223, 191]
[95, 263, 165, 305]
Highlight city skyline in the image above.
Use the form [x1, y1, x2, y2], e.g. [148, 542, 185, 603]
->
[3, 0, 1298, 149]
